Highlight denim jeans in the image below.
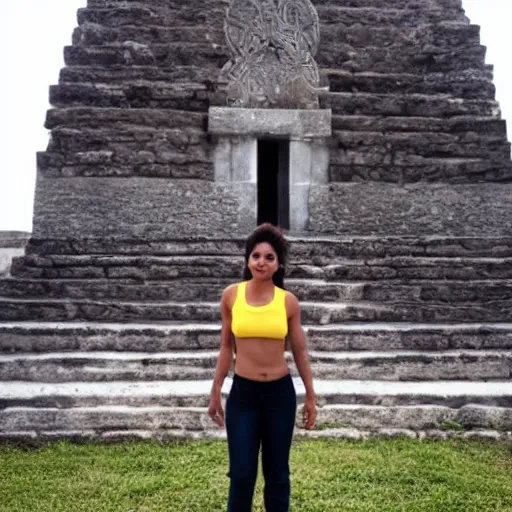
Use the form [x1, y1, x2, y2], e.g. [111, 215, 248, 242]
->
[225, 373, 297, 512]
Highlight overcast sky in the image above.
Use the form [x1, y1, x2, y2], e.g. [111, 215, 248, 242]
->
[0, 0, 510, 232]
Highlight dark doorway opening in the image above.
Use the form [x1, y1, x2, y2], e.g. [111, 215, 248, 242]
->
[257, 139, 290, 229]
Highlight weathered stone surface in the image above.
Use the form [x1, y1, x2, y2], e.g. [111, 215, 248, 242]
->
[3, 322, 512, 355]
[45, 107, 207, 131]
[50, 82, 225, 111]
[21, 236, 512, 258]
[72, 23, 224, 46]
[331, 130, 510, 164]
[38, 125, 213, 179]
[32, 178, 252, 239]
[318, 42, 485, 74]
[3, 296, 512, 323]
[321, 92, 500, 118]
[209, 108, 332, 138]
[1, 403, 511, 434]
[1, 349, 509, 382]
[308, 183, 512, 236]
[64, 43, 228, 69]
[1, 0, 511, 442]
[329, 161, 512, 184]
[77, 5, 227, 28]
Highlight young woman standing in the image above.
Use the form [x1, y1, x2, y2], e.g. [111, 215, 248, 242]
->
[208, 223, 317, 512]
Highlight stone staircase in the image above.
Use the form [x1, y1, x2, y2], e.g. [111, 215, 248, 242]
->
[1, 236, 512, 442]
[1, 0, 512, 441]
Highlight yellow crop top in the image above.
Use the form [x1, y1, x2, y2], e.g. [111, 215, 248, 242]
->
[231, 281, 288, 339]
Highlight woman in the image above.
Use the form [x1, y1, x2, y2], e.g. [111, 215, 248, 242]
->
[208, 223, 317, 512]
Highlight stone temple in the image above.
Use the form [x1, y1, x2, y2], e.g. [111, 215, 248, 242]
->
[1, 0, 512, 442]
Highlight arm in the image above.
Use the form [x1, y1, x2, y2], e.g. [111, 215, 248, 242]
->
[208, 285, 235, 427]
[287, 293, 317, 429]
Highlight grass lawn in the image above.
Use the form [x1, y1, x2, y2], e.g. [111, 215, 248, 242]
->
[1, 438, 512, 511]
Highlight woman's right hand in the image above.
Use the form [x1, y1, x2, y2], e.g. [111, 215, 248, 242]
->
[208, 392, 225, 428]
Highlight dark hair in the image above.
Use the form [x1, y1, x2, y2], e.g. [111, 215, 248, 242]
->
[242, 223, 288, 288]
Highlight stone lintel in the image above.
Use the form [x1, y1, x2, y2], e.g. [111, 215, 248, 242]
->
[208, 107, 332, 139]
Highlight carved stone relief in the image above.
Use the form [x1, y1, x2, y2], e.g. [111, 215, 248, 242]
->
[221, 0, 321, 109]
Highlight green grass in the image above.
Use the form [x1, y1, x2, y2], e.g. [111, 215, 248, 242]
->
[1, 438, 512, 511]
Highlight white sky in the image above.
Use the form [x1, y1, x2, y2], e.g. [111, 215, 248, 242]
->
[0, 0, 510, 232]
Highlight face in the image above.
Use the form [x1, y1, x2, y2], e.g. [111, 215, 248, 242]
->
[247, 242, 279, 281]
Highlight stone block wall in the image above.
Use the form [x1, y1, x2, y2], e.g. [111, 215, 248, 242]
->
[31, 0, 512, 239]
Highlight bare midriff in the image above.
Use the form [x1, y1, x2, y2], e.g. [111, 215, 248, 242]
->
[234, 337, 289, 381]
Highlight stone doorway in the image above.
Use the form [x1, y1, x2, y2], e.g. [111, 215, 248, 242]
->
[208, 107, 331, 233]
[257, 139, 290, 229]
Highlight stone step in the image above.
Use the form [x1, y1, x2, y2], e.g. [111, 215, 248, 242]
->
[11, 254, 512, 280]
[1, 402, 510, 436]
[23, 236, 512, 258]
[0, 298, 395, 323]
[1, 295, 512, 323]
[0, 348, 510, 382]
[321, 92, 500, 118]
[2, 277, 512, 305]
[1, 322, 512, 354]
[3, 378, 512, 408]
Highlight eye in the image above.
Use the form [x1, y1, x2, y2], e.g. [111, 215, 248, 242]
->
[251, 253, 260, 259]
[266, 254, 275, 261]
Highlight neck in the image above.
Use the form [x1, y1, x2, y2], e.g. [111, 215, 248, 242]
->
[248, 278, 274, 292]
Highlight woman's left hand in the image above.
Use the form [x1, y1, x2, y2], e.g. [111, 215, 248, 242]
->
[304, 394, 317, 429]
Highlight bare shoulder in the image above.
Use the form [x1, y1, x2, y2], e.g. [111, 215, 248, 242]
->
[222, 282, 240, 309]
[285, 290, 300, 315]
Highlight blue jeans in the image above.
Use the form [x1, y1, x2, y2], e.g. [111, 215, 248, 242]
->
[225, 373, 297, 512]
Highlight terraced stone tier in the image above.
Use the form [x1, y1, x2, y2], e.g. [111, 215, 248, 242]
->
[63, 44, 228, 70]
[64, 37, 485, 75]
[331, 115, 505, 134]
[321, 92, 500, 118]
[86, 0, 463, 10]
[22, 236, 512, 259]
[3, 378, 512, 408]
[326, 71, 495, 99]
[46, 107, 207, 131]
[11, 254, 512, 281]
[2, 322, 512, 354]
[72, 23, 481, 65]
[1, 403, 511, 436]
[331, 130, 510, 162]
[55, 67, 494, 101]
[0, 348, 510, 382]
[2, 278, 512, 306]
[38, 125, 213, 179]
[2, 379, 511, 441]
[329, 160, 512, 184]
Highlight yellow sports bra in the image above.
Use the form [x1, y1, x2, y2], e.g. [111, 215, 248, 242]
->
[231, 281, 288, 339]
